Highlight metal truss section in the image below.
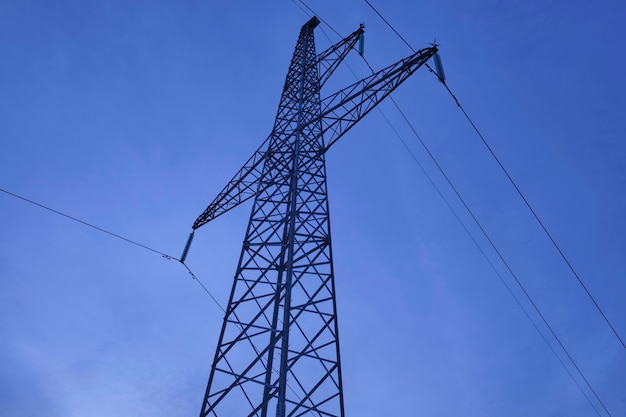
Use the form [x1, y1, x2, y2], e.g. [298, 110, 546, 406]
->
[320, 45, 437, 150]
[193, 39, 436, 229]
[315, 25, 364, 88]
[198, 17, 345, 417]
[192, 138, 269, 229]
[194, 16, 438, 417]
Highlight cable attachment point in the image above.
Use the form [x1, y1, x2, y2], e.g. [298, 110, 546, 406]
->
[180, 230, 195, 263]
[433, 52, 446, 83]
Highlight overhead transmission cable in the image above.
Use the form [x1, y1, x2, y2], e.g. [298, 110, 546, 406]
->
[358, 1, 615, 414]
[361, 62, 607, 417]
[386, 96, 611, 417]
[0, 187, 224, 311]
[363, 0, 625, 351]
[365, 74, 606, 417]
[1, 186, 310, 403]
[292, 1, 612, 415]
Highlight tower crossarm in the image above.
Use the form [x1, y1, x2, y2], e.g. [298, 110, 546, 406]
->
[192, 136, 270, 230]
[314, 24, 364, 88]
[192, 42, 437, 230]
[320, 45, 438, 151]
[192, 23, 363, 231]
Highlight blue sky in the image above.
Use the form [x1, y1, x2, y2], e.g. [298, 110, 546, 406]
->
[1, 1, 625, 416]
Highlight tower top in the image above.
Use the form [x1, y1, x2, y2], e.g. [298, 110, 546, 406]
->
[303, 16, 320, 30]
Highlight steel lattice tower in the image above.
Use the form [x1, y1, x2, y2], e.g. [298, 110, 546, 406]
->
[187, 17, 437, 417]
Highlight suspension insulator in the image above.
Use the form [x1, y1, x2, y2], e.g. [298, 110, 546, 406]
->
[433, 52, 445, 83]
[180, 231, 195, 263]
[358, 32, 365, 56]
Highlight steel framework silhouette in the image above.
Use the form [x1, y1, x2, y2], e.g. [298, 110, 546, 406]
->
[190, 17, 437, 417]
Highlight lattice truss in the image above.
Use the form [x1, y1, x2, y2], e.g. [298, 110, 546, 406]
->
[193, 17, 437, 417]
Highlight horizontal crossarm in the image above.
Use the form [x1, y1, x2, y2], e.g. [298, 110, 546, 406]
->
[192, 136, 270, 229]
[193, 45, 437, 230]
[321, 45, 438, 151]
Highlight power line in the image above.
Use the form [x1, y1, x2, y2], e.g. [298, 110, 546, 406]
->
[388, 97, 611, 417]
[363, 0, 625, 351]
[359, 100, 602, 417]
[363, 0, 414, 53]
[0, 186, 223, 311]
[0, 185, 302, 402]
[180, 261, 226, 312]
[1, 187, 172, 259]
[442, 79, 626, 350]
[358, 1, 615, 414]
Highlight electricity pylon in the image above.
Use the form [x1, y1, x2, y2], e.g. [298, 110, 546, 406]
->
[188, 17, 437, 417]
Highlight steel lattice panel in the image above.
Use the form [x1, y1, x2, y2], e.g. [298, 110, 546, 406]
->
[199, 17, 344, 417]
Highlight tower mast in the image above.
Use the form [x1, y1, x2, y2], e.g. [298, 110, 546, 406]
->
[191, 17, 437, 417]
